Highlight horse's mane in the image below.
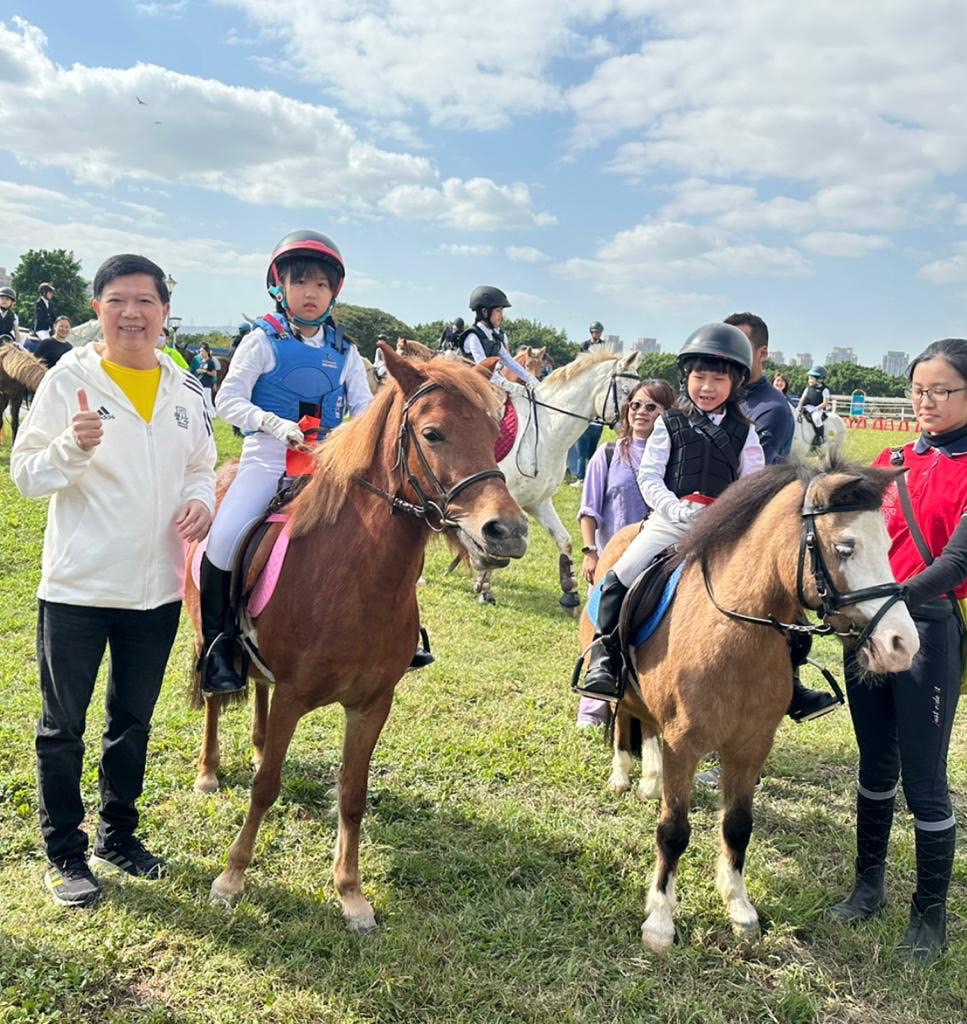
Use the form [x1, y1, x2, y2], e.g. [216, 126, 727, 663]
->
[288, 359, 502, 535]
[541, 350, 615, 387]
[398, 339, 434, 362]
[0, 345, 46, 390]
[678, 455, 899, 566]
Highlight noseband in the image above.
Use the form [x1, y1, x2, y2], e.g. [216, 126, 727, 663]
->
[354, 381, 506, 532]
[702, 485, 906, 650]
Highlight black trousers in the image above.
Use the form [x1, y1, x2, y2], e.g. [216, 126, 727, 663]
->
[845, 613, 961, 825]
[36, 599, 181, 865]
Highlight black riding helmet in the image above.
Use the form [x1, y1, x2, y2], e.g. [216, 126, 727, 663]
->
[589, 320, 604, 333]
[469, 285, 511, 313]
[677, 322, 753, 382]
[0, 286, 16, 301]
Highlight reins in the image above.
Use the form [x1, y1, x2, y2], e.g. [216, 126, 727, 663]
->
[353, 381, 505, 532]
[701, 484, 906, 651]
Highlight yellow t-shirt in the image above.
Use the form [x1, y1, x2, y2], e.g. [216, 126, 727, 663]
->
[101, 359, 162, 423]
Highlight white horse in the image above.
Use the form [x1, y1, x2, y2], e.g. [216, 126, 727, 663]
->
[790, 409, 847, 459]
[470, 350, 642, 609]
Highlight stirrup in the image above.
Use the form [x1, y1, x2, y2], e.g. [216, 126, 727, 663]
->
[571, 639, 628, 703]
[199, 634, 248, 697]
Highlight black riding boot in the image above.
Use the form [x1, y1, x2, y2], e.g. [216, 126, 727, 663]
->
[576, 571, 628, 702]
[198, 555, 246, 697]
[829, 791, 894, 923]
[787, 674, 841, 722]
[897, 896, 947, 962]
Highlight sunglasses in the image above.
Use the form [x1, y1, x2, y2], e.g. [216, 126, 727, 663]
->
[628, 400, 659, 413]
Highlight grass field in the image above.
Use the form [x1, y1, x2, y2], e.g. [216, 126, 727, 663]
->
[0, 424, 963, 1024]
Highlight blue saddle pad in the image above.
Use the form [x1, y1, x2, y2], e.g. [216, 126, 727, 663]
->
[587, 562, 685, 647]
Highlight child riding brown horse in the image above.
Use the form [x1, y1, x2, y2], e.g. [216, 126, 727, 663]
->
[578, 459, 919, 951]
[185, 344, 528, 931]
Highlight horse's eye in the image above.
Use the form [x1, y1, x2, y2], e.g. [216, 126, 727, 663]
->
[835, 540, 855, 559]
[422, 428, 445, 443]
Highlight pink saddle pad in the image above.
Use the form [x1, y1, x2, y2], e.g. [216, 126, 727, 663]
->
[189, 514, 291, 618]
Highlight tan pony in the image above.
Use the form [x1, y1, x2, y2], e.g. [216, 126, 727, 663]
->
[578, 460, 919, 952]
[185, 344, 528, 931]
[0, 346, 46, 444]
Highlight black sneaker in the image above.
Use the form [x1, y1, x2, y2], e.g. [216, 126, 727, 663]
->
[90, 836, 166, 880]
[45, 857, 101, 907]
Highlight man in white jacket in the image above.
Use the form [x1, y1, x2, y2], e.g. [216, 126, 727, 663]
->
[11, 253, 216, 908]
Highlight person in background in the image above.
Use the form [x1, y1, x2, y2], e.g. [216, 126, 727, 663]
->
[157, 329, 189, 370]
[11, 253, 215, 908]
[829, 338, 967, 963]
[568, 320, 608, 484]
[575, 377, 676, 729]
[439, 317, 465, 351]
[231, 322, 251, 350]
[34, 283, 55, 339]
[194, 343, 218, 415]
[34, 316, 74, 370]
[460, 287, 539, 391]
[0, 286, 19, 340]
[772, 372, 792, 398]
[797, 365, 830, 449]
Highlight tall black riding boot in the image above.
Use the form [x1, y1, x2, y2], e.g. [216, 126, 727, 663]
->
[828, 790, 894, 923]
[198, 555, 246, 697]
[575, 571, 628, 702]
[897, 823, 954, 962]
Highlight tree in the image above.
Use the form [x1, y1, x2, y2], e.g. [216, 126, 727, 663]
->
[502, 317, 576, 366]
[11, 249, 90, 328]
[636, 352, 680, 385]
[332, 303, 413, 361]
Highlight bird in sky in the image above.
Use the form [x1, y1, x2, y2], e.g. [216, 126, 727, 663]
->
[136, 96, 147, 105]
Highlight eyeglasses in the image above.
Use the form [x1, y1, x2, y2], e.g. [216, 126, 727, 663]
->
[905, 386, 967, 403]
[629, 400, 659, 413]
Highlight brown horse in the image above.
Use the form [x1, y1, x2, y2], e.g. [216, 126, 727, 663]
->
[0, 346, 46, 444]
[502, 345, 547, 384]
[185, 344, 528, 930]
[577, 460, 918, 951]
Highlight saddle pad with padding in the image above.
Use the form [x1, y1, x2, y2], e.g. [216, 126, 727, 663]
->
[495, 396, 518, 463]
[624, 561, 684, 648]
[587, 551, 683, 648]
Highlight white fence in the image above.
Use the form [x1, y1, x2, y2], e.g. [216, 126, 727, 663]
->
[829, 394, 914, 422]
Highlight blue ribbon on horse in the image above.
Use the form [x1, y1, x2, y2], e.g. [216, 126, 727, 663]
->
[587, 561, 685, 647]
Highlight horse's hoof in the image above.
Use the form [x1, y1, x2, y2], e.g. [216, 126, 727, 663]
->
[210, 878, 241, 908]
[641, 918, 675, 953]
[608, 775, 632, 795]
[732, 919, 761, 942]
[636, 777, 662, 801]
[478, 591, 496, 605]
[193, 774, 219, 796]
[559, 591, 580, 609]
[346, 912, 377, 935]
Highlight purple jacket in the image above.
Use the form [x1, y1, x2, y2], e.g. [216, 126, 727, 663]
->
[578, 437, 649, 550]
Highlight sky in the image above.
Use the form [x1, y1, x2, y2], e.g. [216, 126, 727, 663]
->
[0, 1, 965, 363]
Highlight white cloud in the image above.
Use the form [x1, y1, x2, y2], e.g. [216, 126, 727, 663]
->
[437, 243, 494, 257]
[136, 1, 188, 16]
[0, 18, 552, 231]
[919, 243, 967, 285]
[801, 232, 891, 258]
[380, 178, 555, 230]
[506, 246, 547, 263]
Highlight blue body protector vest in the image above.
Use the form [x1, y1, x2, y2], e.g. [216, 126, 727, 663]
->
[249, 313, 349, 437]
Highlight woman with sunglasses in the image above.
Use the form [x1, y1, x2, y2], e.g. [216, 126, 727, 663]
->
[575, 378, 676, 728]
[829, 338, 967, 962]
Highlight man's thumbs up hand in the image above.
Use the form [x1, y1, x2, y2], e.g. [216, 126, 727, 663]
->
[72, 388, 103, 451]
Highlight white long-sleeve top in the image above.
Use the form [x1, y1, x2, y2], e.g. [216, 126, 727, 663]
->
[11, 343, 216, 608]
[463, 322, 539, 387]
[637, 411, 765, 523]
[215, 322, 373, 470]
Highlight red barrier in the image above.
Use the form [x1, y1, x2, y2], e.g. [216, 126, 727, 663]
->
[845, 416, 913, 431]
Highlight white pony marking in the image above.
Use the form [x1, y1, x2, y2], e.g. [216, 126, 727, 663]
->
[608, 748, 633, 794]
[715, 852, 759, 939]
[637, 737, 662, 801]
[641, 870, 676, 952]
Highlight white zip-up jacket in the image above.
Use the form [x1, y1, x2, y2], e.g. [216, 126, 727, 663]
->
[11, 343, 216, 609]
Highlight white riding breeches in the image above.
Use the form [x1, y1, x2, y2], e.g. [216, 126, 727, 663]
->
[802, 405, 825, 428]
[206, 441, 286, 571]
[611, 510, 689, 587]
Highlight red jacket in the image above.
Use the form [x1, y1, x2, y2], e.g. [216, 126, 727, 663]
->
[876, 441, 967, 598]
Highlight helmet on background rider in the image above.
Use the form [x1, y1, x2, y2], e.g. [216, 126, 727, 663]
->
[453, 316, 465, 331]
[266, 230, 345, 326]
[677, 323, 753, 383]
[589, 320, 604, 333]
[237, 322, 251, 336]
[807, 365, 828, 379]
[377, 333, 389, 341]
[0, 286, 16, 301]
[469, 285, 511, 315]
[38, 282, 55, 296]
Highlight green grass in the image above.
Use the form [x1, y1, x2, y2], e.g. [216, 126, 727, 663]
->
[0, 424, 963, 1024]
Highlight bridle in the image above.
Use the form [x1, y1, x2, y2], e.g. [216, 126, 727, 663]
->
[516, 366, 642, 478]
[702, 483, 906, 650]
[354, 381, 505, 532]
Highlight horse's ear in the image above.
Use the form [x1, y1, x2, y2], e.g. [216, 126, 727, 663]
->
[475, 357, 500, 380]
[381, 341, 426, 395]
[622, 351, 641, 371]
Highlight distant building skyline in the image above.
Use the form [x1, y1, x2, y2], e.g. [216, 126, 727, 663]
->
[827, 346, 858, 365]
[881, 350, 909, 376]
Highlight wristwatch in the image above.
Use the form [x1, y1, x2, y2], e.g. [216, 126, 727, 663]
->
[581, 545, 597, 555]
